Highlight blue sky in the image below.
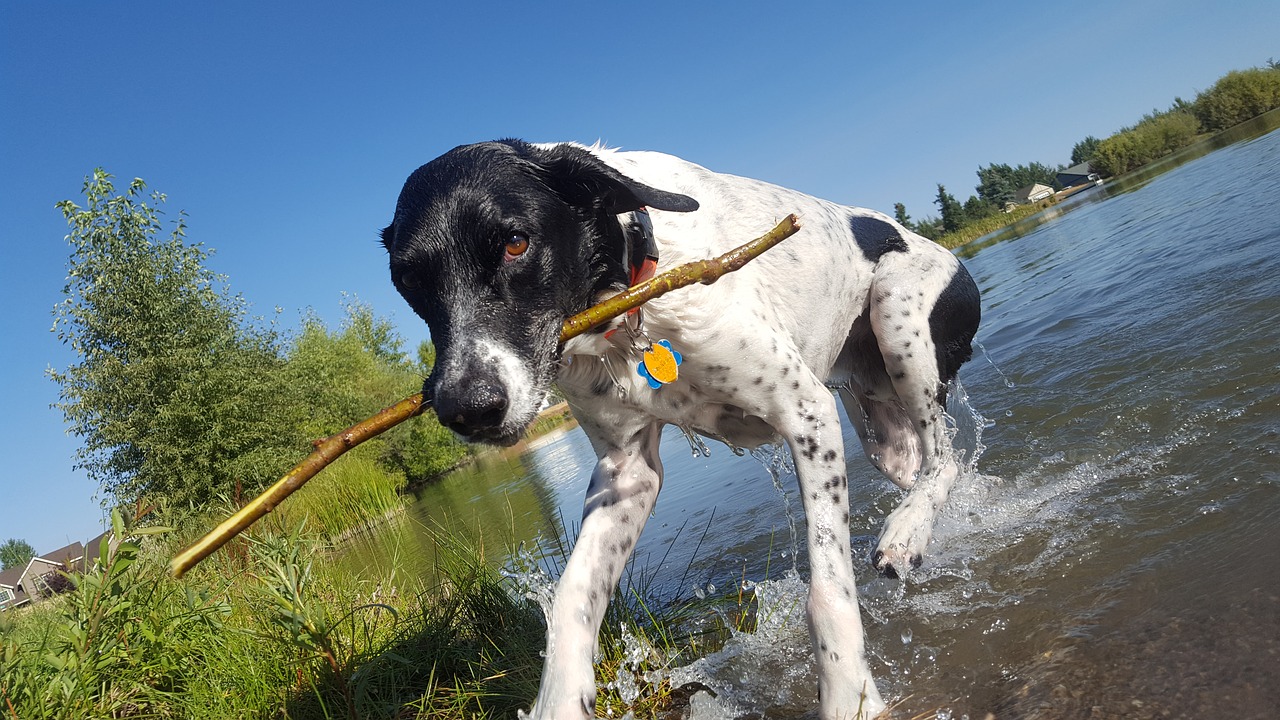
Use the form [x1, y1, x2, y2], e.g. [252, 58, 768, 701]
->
[2, 0, 1276, 553]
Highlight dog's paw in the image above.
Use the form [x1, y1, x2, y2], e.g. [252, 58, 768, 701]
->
[873, 506, 933, 577]
[872, 546, 923, 578]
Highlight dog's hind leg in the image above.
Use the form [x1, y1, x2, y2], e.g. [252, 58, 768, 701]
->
[865, 253, 979, 576]
[527, 418, 664, 720]
[839, 384, 922, 491]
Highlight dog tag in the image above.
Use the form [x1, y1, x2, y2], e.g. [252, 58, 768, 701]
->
[637, 339, 682, 388]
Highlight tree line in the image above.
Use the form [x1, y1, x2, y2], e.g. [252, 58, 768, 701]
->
[896, 61, 1280, 243]
[45, 170, 471, 523]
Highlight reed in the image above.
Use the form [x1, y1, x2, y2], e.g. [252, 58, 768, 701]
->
[1, 509, 764, 719]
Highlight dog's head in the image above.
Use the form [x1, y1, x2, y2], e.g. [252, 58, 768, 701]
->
[380, 140, 698, 445]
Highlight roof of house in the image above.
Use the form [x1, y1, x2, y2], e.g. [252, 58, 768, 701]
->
[38, 541, 86, 567]
[1, 531, 113, 610]
[1013, 183, 1054, 203]
[0, 564, 23, 589]
[1059, 161, 1093, 176]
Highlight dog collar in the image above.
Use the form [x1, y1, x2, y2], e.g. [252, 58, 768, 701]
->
[607, 209, 682, 388]
[621, 207, 659, 286]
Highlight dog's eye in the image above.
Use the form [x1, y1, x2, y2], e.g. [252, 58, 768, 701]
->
[398, 272, 420, 290]
[503, 233, 530, 262]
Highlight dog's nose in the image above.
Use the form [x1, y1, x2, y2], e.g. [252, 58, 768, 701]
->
[436, 381, 509, 436]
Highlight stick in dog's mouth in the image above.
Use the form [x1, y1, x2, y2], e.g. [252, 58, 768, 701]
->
[169, 214, 801, 578]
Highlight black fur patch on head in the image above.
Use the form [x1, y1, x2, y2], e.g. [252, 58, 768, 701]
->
[377, 140, 698, 442]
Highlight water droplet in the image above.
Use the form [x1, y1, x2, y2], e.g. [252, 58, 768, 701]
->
[901, 627, 913, 644]
[1005, 410, 1014, 417]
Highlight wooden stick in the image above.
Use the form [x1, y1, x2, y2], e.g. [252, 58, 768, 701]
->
[171, 214, 801, 577]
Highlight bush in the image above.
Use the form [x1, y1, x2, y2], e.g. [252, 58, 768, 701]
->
[1194, 67, 1280, 132]
[1091, 111, 1200, 176]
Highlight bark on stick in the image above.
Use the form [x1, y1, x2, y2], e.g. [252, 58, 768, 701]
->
[171, 214, 800, 577]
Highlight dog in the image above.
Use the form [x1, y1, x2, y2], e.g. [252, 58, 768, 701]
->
[380, 140, 980, 719]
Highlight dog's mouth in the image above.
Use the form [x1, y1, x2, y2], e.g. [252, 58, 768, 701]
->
[447, 412, 534, 448]
[428, 376, 547, 448]
[426, 335, 557, 447]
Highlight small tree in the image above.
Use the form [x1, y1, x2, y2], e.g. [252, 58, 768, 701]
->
[892, 202, 912, 228]
[49, 170, 303, 509]
[1070, 135, 1101, 166]
[934, 184, 966, 234]
[0, 538, 36, 570]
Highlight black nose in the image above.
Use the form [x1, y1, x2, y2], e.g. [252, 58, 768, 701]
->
[435, 381, 509, 436]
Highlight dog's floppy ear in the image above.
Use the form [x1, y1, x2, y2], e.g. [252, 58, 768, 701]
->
[525, 143, 699, 215]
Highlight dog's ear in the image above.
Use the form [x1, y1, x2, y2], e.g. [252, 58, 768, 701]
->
[525, 144, 699, 215]
[379, 222, 395, 252]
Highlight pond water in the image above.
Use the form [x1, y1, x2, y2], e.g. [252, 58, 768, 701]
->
[342, 112, 1280, 718]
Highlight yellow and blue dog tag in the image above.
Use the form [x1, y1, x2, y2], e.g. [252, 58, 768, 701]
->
[637, 339, 682, 388]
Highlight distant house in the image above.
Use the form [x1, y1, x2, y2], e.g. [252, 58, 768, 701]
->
[1012, 183, 1055, 205]
[1056, 162, 1101, 188]
[0, 532, 111, 611]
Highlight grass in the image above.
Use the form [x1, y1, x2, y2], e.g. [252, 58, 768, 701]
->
[933, 198, 1058, 250]
[0, 504, 765, 720]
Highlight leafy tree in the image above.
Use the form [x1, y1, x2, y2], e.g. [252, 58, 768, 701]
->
[49, 170, 303, 509]
[1193, 67, 1280, 132]
[912, 215, 943, 240]
[1070, 135, 1101, 166]
[0, 539, 36, 570]
[934, 184, 965, 234]
[892, 202, 911, 228]
[1091, 111, 1199, 176]
[283, 302, 468, 482]
[963, 195, 997, 223]
[976, 162, 1061, 207]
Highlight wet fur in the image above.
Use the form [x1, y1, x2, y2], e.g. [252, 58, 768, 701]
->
[380, 140, 980, 719]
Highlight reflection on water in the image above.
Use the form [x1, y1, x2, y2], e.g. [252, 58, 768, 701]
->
[341, 119, 1280, 718]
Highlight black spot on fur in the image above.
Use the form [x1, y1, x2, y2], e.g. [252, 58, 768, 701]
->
[929, 262, 982, 406]
[848, 215, 909, 262]
[823, 449, 837, 462]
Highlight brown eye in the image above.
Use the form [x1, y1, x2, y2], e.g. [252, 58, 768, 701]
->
[503, 233, 529, 261]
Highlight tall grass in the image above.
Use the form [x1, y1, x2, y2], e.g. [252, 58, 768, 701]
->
[0, 506, 757, 719]
[268, 450, 409, 541]
[934, 199, 1055, 249]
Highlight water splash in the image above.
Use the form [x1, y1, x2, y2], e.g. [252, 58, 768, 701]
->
[501, 543, 557, 625]
[750, 443, 800, 571]
[678, 425, 713, 458]
[974, 339, 1016, 388]
[669, 571, 816, 717]
[945, 379, 989, 478]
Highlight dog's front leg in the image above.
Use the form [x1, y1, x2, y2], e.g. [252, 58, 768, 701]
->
[527, 420, 664, 720]
[782, 383, 887, 720]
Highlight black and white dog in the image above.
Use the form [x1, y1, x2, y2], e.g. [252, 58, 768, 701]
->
[380, 140, 980, 719]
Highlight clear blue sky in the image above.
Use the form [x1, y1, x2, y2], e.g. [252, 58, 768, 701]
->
[2, 0, 1276, 553]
